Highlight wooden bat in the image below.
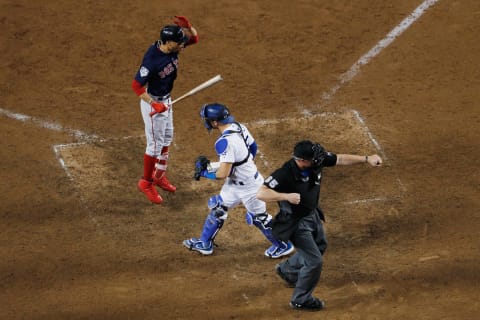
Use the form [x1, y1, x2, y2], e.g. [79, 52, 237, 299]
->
[149, 75, 223, 116]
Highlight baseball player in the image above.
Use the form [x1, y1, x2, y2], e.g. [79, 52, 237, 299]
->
[183, 103, 294, 258]
[132, 16, 198, 204]
[257, 140, 383, 311]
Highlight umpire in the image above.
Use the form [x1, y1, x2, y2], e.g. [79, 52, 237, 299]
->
[257, 140, 382, 311]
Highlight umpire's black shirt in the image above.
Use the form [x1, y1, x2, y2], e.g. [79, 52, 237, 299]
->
[263, 153, 337, 218]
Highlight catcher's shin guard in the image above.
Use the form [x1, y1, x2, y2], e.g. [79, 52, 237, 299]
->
[246, 212, 282, 246]
[183, 195, 228, 255]
[246, 211, 295, 258]
[200, 195, 228, 243]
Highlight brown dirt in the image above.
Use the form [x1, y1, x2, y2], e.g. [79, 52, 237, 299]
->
[1, 0, 479, 319]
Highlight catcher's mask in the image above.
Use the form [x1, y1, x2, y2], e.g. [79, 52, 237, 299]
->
[293, 140, 327, 168]
[200, 103, 235, 132]
[160, 25, 188, 44]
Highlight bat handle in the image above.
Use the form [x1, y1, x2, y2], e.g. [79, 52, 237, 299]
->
[149, 100, 175, 117]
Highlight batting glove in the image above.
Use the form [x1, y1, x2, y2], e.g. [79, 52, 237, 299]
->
[173, 16, 192, 28]
[151, 101, 168, 115]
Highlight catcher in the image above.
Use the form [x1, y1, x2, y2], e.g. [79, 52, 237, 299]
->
[183, 103, 294, 258]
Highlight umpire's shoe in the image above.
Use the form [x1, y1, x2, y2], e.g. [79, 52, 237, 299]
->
[289, 298, 325, 312]
[138, 178, 163, 204]
[265, 241, 294, 259]
[183, 238, 213, 255]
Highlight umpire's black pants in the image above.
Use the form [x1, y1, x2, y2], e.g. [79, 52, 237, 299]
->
[278, 210, 327, 304]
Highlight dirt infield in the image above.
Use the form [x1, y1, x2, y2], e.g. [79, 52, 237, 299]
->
[1, 0, 479, 319]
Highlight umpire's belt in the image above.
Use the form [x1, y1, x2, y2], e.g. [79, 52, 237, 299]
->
[150, 93, 171, 101]
[229, 171, 259, 186]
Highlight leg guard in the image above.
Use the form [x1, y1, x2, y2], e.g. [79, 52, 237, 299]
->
[199, 198, 228, 243]
[183, 195, 228, 255]
[152, 147, 176, 192]
[246, 211, 281, 246]
[246, 211, 295, 259]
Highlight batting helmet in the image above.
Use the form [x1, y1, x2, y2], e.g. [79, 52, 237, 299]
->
[200, 103, 235, 131]
[160, 25, 188, 44]
[293, 140, 327, 168]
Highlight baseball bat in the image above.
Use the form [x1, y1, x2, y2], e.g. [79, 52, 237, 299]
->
[149, 75, 223, 116]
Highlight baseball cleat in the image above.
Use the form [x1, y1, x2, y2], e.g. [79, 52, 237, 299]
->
[154, 175, 177, 193]
[289, 298, 325, 312]
[138, 178, 163, 204]
[183, 238, 213, 255]
[265, 241, 294, 259]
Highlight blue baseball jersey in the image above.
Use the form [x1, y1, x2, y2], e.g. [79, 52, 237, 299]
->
[134, 41, 179, 97]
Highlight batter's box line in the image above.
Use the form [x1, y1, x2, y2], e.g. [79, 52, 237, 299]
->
[2, 106, 402, 208]
[248, 109, 403, 205]
[52, 135, 146, 180]
[52, 109, 401, 206]
[0, 107, 98, 141]
[249, 109, 387, 161]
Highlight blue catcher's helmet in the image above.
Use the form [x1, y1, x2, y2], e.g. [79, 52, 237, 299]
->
[200, 103, 235, 131]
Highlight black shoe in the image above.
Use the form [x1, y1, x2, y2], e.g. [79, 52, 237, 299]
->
[289, 298, 325, 312]
[275, 264, 296, 288]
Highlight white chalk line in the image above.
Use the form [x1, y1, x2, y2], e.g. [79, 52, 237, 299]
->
[0, 107, 98, 141]
[2, 109, 399, 210]
[344, 198, 389, 205]
[351, 109, 387, 161]
[321, 0, 440, 103]
[250, 109, 403, 205]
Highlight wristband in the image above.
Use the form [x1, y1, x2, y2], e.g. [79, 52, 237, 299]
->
[204, 171, 216, 180]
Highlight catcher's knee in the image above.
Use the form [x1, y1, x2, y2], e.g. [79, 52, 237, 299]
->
[245, 211, 272, 228]
[208, 195, 228, 221]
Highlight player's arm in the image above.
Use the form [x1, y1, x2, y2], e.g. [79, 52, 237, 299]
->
[257, 184, 300, 205]
[195, 160, 231, 180]
[336, 154, 382, 166]
[132, 79, 149, 102]
[214, 162, 233, 179]
[257, 173, 300, 205]
[186, 26, 198, 44]
[132, 60, 156, 103]
[131, 79, 168, 114]
[205, 138, 235, 179]
[173, 16, 199, 45]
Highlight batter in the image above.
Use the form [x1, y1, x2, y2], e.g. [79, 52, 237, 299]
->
[132, 16, 198, 204]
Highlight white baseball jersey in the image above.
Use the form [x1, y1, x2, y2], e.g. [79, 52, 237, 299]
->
[215, 122, 265, 214]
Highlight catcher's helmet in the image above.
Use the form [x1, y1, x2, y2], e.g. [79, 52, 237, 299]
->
[293, 140, 327, 168]
[160, 25, 187, 44]
[200, 103, 235, 131]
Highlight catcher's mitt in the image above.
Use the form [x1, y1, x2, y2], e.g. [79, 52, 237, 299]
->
[194, 155, 210, 180]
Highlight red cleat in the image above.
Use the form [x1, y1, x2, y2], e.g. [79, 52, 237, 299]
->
[138, 178, 163, 204]
[154, 175, 177, 193]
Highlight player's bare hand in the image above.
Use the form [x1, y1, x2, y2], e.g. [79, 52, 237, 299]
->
[367, 154, 383, 166]
[286, 193, 301, 205]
